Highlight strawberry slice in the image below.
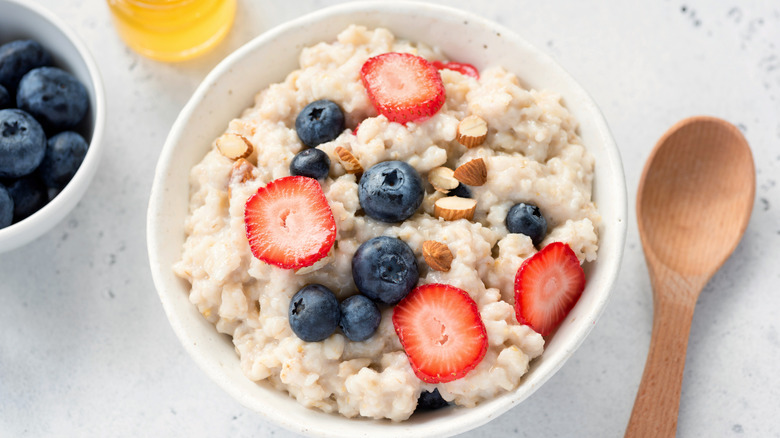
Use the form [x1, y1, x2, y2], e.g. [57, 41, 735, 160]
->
[360, 52, 445, 124]
[392, 283, 488, 383]
[244, 175, 336, 269]
[432, 60, 480, 79]
[514, 242, 585, 336]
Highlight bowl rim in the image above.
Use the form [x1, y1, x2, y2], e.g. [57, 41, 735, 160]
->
[0, 0, 106, 251]
[148, 1, 627, 436]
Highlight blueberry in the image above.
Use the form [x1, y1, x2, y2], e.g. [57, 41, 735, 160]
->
[0, 40, 52, 92]
[415, 389, 449, 412]
[288, 284, 341, 342]
[5, 174, 47, 222]
[295, 99, 345, 147]
[352, 236, 418, 305]
[16, 67, 89, 132]
[39, 131, 89, 189]
[448, 183, 471, 198]
[0, 185, 12, 229]
[290, 147, 330, 180]
[0, 109, 46, 178]
[339, 294, 381, 342]
[506, 202, 547, 246]
[0, 84, 10, 109]
[358, 161, 424, 223]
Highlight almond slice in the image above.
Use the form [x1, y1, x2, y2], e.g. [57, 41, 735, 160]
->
[228, 158, 256, 197]
[216, 133, 254, 160]
[422, 240, 453, 272]
[453, 158, 487, 186]
[434, 196, 477, 221]
[428, 166, 459, 193]
[456, 115, 488, 148]
[335, 146, 364, 175]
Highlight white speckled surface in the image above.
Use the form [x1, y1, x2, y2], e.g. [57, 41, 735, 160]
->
[1, 0, 778, 436]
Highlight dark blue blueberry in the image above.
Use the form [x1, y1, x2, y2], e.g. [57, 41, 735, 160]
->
[415, 389, 449, 412]
[5, 174, 47, 222]
[295, 99, 345, 147]
[0, 184, 12, 229]
[39, 131, 88, 189]
[339, 294, 381, 342]
[0, 109, 46, 178]
[290, 147, 330, 180]
[506, 202, 547, 246]
[352, 236, 418, 305]
[0, 40, 52, 92]
[288, 284, 341, 342]
[358, 161, 424, 223]
[16, 67, 89, 132]
[0, 84, 10, 109]
[448, 183, 471, 198]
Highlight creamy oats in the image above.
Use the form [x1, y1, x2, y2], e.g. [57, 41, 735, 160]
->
[174, 25, 600, 421]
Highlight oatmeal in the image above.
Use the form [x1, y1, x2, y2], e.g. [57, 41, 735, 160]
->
[174, 25, 600, 421]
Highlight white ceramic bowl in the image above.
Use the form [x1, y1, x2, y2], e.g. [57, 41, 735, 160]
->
[0, 0, 105, 253]
[148, 2, 626, 437]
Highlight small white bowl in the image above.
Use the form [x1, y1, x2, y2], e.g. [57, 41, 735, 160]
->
[148, 2, 626, 437]
[0, 0, 105, 252]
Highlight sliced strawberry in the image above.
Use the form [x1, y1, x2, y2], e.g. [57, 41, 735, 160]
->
[360, 52, 445, 124]
[432, 60, 480, 79]
[244, 175, 336, 269]
[514, 242, 585, 337]
[392, 283, 488, 383]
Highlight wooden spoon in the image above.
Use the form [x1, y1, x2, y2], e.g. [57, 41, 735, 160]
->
[625, 116, 755, 437]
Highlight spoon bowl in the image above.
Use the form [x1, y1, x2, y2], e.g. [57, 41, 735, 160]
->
[626, 116, 754, 437]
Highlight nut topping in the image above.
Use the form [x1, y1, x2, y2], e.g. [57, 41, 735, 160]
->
[453, 158, 487, 186]
[433, 196, 477, 221]
[456, 115, 488, 148]
[428, 166, 459, 193]
[422, 240, 453, 272]
[216, 133, 254, 160]
[335, 146, 364, 175]
[228, 158, 256, 197]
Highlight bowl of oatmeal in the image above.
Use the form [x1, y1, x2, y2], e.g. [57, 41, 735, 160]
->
[147, 2, 626, 437]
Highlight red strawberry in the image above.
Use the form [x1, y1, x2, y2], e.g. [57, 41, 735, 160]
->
[360, 52, 446, 124]
[244, 175, 336, 269]
[514, 242, 585, 337]
[392, 283, 488, 383]
[432, 60, 480, 79]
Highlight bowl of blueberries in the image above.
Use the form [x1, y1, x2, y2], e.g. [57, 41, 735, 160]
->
[0, 0, 105, 252]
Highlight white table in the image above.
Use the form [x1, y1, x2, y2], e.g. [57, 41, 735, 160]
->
[2, 0, 778, 436]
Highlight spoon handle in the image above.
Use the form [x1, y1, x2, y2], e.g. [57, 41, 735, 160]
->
[625, 291, 697, 438]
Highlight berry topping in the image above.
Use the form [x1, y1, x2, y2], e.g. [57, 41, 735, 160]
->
[244, 175, 336, 269]
[448, 183, 471, 198]
[39, 131, 88, 189]
[514, 242, 585, 337]
[6, 174, 47, 222]
[0, 40, 52, 92]
[0, 109, 46, 178]
[288, 284, 341, 342]
[352, 236, 418, 305]
[358, 160, 423, 223]
[360, 52, 445, 124]
[0, 84, 10, 109]
[431, 60, 480, 79]
[0, 184, 12, 229]
[290, 147, 330, 180]
[393, 283, 488, 383]
[339, 294, 381, 342]
[295, 99, 345, 148]
[16, 67, 89, 132]
[506, 202, 547, 246]
[415, 389, 449, 412]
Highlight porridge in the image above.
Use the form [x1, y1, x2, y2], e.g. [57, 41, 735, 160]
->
[173, 25, 600, 421]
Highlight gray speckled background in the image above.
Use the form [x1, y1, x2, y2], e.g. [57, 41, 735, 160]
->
[1, 0, 778, 436]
